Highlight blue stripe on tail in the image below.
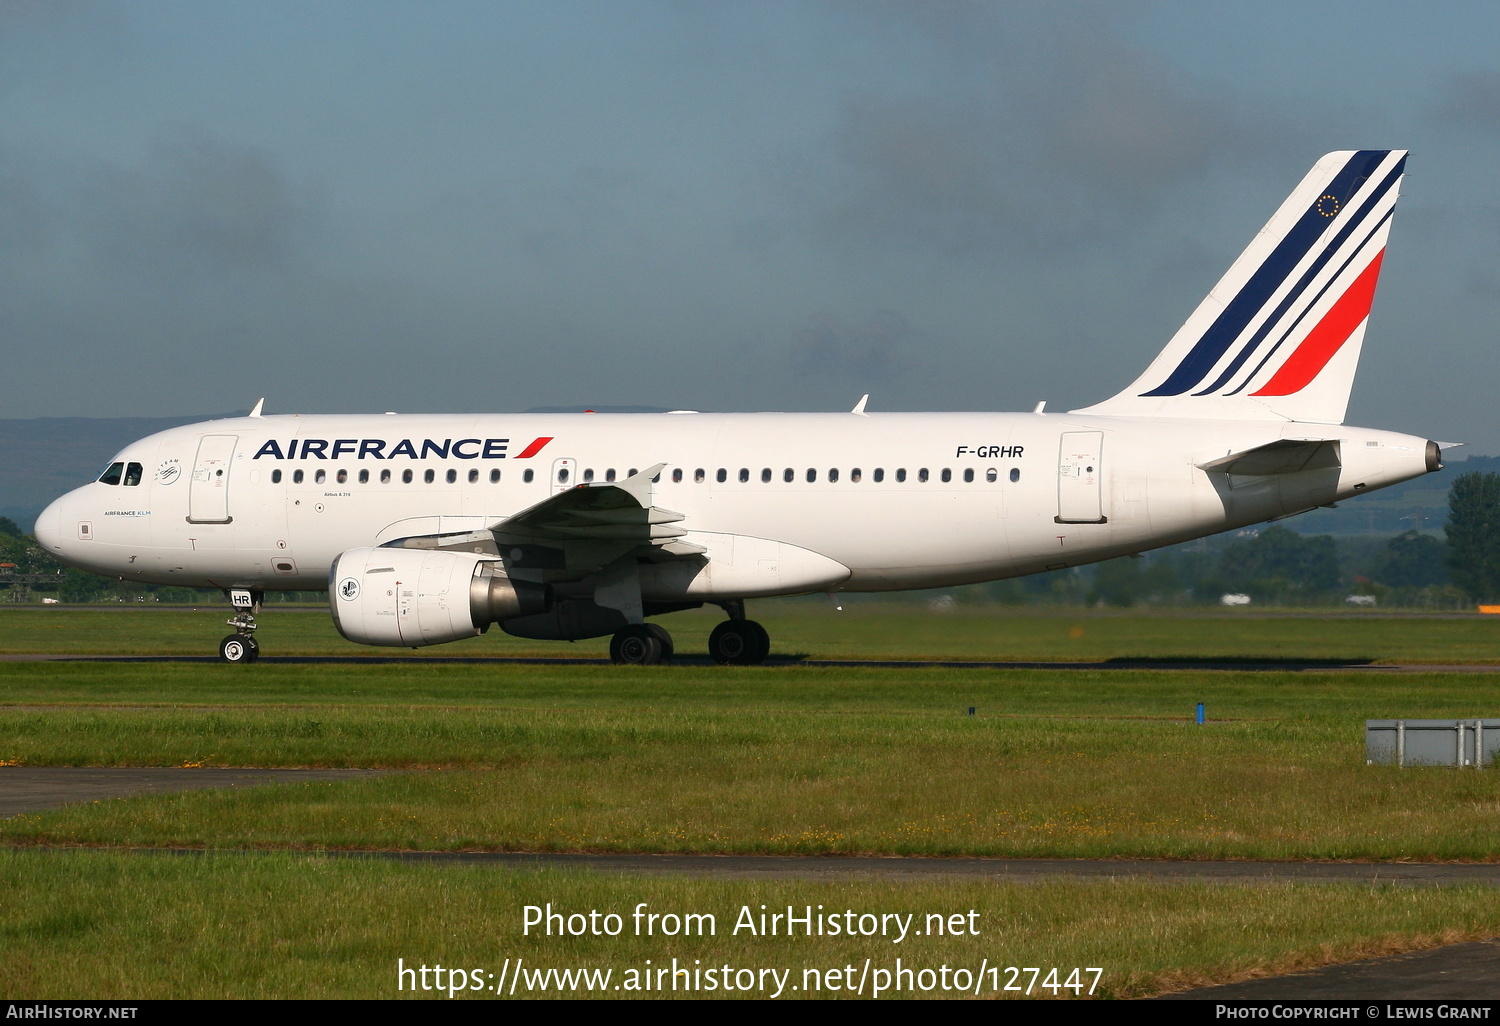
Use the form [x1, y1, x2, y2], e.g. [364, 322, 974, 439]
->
[1194, 156, 1405, 396]
[1142, 150, 1391, 397]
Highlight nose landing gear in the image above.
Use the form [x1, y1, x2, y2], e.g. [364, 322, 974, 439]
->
[219, 588, 262, 664]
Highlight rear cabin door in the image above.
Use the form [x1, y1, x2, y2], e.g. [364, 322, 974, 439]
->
[188, 434, 237, 523]
[1056, 431, 1107, 524]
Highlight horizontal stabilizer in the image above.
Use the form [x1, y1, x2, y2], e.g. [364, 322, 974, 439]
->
[1197, 439, 1340, 476]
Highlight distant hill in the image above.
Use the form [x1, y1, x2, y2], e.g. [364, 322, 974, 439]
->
[0, 414, 244, 530]
[0, 414, 1489, 538]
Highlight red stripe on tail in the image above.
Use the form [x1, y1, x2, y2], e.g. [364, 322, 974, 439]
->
[1251, 249, 1385, 397]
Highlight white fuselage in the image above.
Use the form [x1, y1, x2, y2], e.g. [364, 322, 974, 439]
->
[35, 410, 1434, 599]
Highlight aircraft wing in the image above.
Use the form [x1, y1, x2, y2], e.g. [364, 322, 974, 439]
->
[488, 463, 705, 572]
[375, 463, 704, 574]
[1197, 439, 1340, 476]
[494, 463, 686, 540]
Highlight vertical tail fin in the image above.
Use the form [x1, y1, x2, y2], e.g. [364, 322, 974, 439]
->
[1074, 150, 1406, 423]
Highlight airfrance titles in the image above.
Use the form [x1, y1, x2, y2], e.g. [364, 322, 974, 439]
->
[252, 436, 554, 461]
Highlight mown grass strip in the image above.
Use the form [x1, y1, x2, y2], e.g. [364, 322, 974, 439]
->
[4, 662, 1500, 858]
[6, 605, 1500, 662]
[5, 693, 1500, 858]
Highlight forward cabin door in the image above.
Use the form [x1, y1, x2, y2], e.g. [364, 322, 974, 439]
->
[1056, 431, 1107, 524]
[187, 434, 238, 523]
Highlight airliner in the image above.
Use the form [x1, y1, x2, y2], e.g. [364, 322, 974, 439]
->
[34, 150, 1441, 665]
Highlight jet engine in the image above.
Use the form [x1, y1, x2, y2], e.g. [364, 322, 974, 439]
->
[329, 546, 547, 647]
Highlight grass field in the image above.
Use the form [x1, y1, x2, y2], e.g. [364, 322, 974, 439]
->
[4, 606, 1500, 998]
[3, 657, 1500, 858]
[4, 851, 1500, 1000]
[5, 602, 1500, 662]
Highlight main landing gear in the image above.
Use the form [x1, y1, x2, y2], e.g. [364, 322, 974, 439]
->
[708, 619, 770, 665]
[609, 624, 673, 665]
[219, 588, 262, 664]
[709, 598, 769, 665]
[605, 603, 771, 666]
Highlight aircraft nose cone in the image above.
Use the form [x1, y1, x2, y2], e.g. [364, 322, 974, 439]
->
[33, 495, 66, 554]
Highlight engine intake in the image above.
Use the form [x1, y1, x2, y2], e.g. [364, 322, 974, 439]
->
[329, 546, 547, 648]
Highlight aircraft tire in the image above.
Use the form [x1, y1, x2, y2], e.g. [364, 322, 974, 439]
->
[709, 619, 770, 665]
[220, 635, 256, 664]
[610, 625, 664, 666]
[743, 620, 770, 664]
[644, 623, 674, 661]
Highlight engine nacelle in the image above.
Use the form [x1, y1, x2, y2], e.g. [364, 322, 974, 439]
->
[329, 546, 547, 648]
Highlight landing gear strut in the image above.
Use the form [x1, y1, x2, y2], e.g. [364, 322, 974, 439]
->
[219, 588, 262, 664]
[709, 601, 770, 665]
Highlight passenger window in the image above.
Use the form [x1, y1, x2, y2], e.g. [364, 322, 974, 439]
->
[524, 469, 535, 483]
[762, 468, 772, 483]
[381, 469, 391, 484]
[468, 469, 478, 483]
[783, 468, 794, 483]
[695, 468, 705, 483]
[986, 468, 997, 483]
[1010, 468, 1020, 482]
[850, 468, 861, 483]
[337, 469, 348, 484]
[895, 469, 907, 483]
[963, 468, 974, 483]
[828, 468, 839, 483]
[359, 470, 370, 484]
[716, 468, 727, 483]
[606, 469, 616, 482]
[806, 468, 817, 483]
[98, 462, 124, 485]
[583, 468, 594, 482]
[402, 469, 413, 484]
[739, 468, 749, 483]
[293, 469, 304, 484]
[629, 468, 638, 477]
[490, 469, 501, 483]
[272, 469, 283, 484]
[673, 469, 683, 483]
[873, 468, 884, 482]
[941, 468, 951, 483]
[315, 469, 326, 484]
[918, 468, 929, 483]
[446, 469, 457, 484]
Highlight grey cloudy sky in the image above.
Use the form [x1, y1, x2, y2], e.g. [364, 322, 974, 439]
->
[2, 1, 1497, 450]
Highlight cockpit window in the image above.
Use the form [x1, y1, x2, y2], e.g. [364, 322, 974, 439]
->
[98, 462, 124, 485]
[123, 463, 143, 487]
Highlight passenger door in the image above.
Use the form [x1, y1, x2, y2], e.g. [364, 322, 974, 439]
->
[1056, 431, 1107, 524]
[187, 434, 237, 523]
